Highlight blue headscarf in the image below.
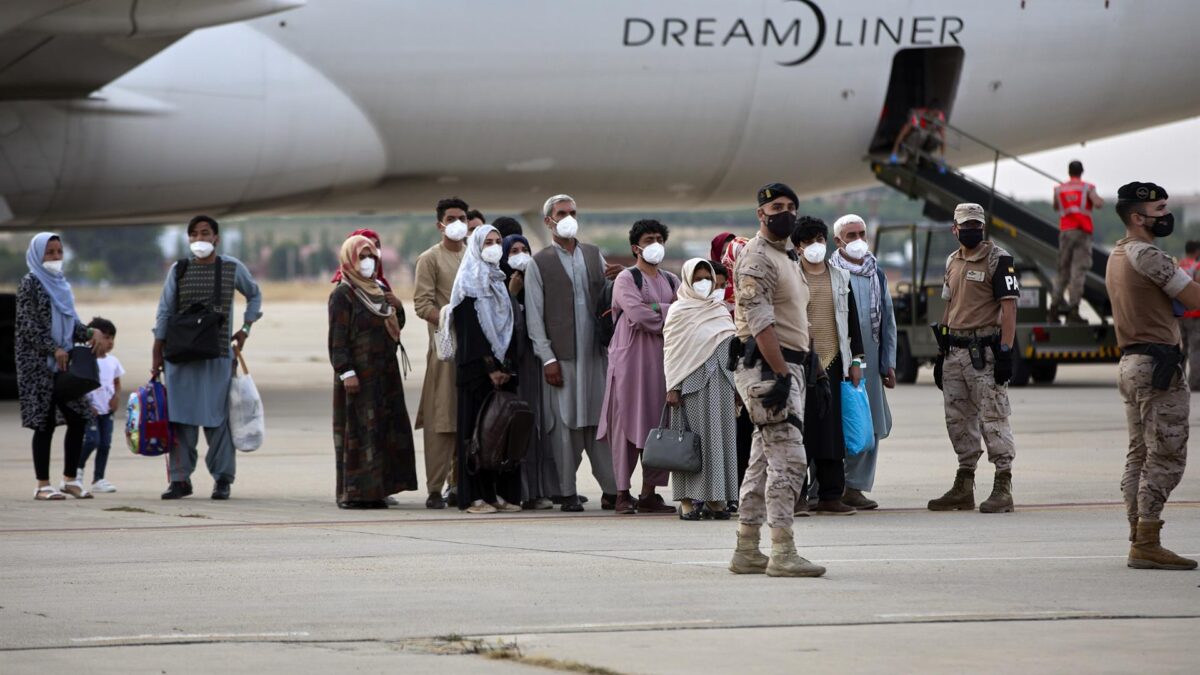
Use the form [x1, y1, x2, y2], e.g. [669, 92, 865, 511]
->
[26, 232, 80, 351]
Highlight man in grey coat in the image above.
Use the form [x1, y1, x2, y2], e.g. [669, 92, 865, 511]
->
[830, 214, 897, 509]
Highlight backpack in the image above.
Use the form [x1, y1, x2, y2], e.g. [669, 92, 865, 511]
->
[125, 376, 175, 457]
[467, 390, 534, 473]
[595, 267, 678, 348]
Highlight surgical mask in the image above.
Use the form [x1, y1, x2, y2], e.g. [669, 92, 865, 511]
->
[845, 239, 870, 258]
[1141, 211, 1175, 238]
[507, 252, 531, 271]
[640, 242, 665, 265]
[765, 212, 796, 240]
[803, 243, 827, 264]
[692, 279, 713, 297]
[711, 289, 727, 302]
[190, 241, 215, 258]
[358, 257, 376, 277]
[956, 227, 984, 249]
[443, 219, 468, 242]
[553, 215, 579, 239]
[42, 260, 64, 274]
[481, 244, 503, 265]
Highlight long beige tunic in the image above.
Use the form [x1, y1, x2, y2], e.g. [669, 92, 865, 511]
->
[413, 241, 463, 433]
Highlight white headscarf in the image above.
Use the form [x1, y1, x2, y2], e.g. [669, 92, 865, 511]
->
[449, 225, 513, 362]
[663, 258, 736, 392]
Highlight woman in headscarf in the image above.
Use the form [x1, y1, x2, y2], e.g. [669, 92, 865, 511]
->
[16, 233, 98, 500]
[713, 232, 749, 311]
[328, 235, 418, 509]
[451, 225, 522, 514]
[664, 259, 739, 520]
[331, 228, 404, 316]
[715, 232, 752, 510]
[501, 234, 558, 510]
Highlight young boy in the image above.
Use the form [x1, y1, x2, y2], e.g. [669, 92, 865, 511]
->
[78, 317, 125, 493]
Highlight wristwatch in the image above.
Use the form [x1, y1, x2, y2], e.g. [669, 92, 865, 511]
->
[999, 343, 1011, 352]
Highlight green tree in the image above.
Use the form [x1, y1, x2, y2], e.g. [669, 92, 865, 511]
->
[66, 226, 165, 284]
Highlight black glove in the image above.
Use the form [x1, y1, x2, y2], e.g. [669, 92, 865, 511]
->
[934, 352, 945, 391]
[762, 373, 793, 411]
[993, 346, 1013, 385]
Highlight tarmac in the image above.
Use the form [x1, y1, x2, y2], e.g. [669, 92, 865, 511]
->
[1, 300, 1198, 674]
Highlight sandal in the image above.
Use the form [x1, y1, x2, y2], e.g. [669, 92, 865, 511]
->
[34, 485, 66, 501]
[678, 508, 704, 521]
[60, 480, 93, 499]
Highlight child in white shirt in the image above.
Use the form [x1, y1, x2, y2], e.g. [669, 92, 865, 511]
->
[79, 317, 125, 493]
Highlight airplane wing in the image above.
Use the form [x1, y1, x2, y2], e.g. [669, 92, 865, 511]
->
[0, 0, 303, 100]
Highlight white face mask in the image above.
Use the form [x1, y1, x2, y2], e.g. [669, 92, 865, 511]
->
[553, 215, 579, 239]
[42, 260, 64, 274]
[443, 219, 469, 242]
[845, 239, 870, 258]
[692, 279, 713, 297]
[803, 243, 827, 264]
[711, 289, 727, 302]
[507, 252, 531, 271]
[481, 244, 503, 265]
[190, 241, 215, 258]
[640, 242, 665, 265]
[358, 257, 376, 278]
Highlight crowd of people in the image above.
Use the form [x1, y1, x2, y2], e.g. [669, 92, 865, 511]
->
[13, 174, 1195, 574]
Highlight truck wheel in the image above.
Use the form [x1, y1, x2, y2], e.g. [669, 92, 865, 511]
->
[1010, 345, 1031, 387]
[1031, 361, 1058, 385]
[895, 333, 918, 384]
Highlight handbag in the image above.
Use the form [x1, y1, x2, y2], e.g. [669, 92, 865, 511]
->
[434, 303, 456, 362]
[642, 401, 702, 473]
[164, 257, 226, 364]
[53, 345, 101, 400]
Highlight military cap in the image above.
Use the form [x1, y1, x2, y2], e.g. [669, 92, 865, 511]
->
[1117, 181, 1168, 203]
[953, 202, 986, 225]
[757, 182, 799, 207]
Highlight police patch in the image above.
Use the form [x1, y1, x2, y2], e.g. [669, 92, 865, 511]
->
[1136, 186, 1149, 199]
[966, 270, 986, 282]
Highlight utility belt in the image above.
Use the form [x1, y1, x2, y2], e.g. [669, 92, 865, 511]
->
[727, 337, 809, 371]
[932, 324, 1001, 371]
[727, 336, 810, 434]
[1122, 343, 1183, 391]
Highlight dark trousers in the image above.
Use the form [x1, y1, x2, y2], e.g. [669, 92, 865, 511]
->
[804, 355, 847, 501]
[32, 396, 88, 482]
[736, 407, 753, 489]
[79, 413, 114, 481]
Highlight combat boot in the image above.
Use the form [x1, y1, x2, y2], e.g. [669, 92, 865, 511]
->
[979, 470, 1014, 513]
[1128, 516, 1138, 543]
[1128, 518, 1198, 570]
[765, 530, 826, 578]
[927, 469, 975, 511]
[729, 528, 769, 574]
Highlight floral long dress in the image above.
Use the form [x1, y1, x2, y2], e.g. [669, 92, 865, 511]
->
[328, 283, 418, 503]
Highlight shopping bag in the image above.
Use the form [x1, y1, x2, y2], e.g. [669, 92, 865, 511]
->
[435, 304, 456, 362]
[841, 381, 873, 456]
[229, 350, 265, 452]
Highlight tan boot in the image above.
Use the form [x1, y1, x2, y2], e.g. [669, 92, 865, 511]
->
[979, 470, 1014, 513]
[729, 528, 769, 574]
[1128, 516, 1138, 543]
[1128, 518, 1198, 570]
[928, 469, 975, 511]
[765, 530, 826, 578]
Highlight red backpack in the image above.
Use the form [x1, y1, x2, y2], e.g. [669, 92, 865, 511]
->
[125, 376, 175, 457]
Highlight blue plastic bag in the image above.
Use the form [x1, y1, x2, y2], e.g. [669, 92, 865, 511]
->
[841, 381, 873, 456]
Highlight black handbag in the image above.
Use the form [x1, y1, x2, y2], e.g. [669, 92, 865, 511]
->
[164, 258, 226, 364]
[642, 401, 702, 473]
[54, 345, 100, 401]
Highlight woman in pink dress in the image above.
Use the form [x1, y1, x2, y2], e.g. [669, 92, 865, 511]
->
[598, 220, 679, 515]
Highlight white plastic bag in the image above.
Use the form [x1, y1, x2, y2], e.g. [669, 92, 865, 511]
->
[229, 350, 265, 452]
[435, 303, 456, 362]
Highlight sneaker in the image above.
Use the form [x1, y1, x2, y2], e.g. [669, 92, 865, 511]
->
[813, 499, 857, 516]
[466, 500, 498, 514]
[384, 495, 399, 507]
[91, 479, 117, 493]
[523, 497, 553, 510]
[492, 499, 523, 513]
[443, 487, 458, 508]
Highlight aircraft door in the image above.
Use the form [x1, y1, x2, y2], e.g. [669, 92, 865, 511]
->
[869, 46, 964, 156]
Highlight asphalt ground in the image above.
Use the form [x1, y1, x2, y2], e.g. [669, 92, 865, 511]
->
[1, 301, 1197, 674]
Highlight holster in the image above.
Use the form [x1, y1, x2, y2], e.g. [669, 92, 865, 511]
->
[930, 323, 949, 354]
[742, 336, 760, 369]
[1124, 343, 1183, 391]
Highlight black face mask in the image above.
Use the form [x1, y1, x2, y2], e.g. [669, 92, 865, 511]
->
[1141, 212, 1175, 238]
[957, 227, 984, 249]
[765, 211, 796, 240]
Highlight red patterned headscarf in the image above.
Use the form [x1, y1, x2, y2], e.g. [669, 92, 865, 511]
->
[331, 228, 391, 291]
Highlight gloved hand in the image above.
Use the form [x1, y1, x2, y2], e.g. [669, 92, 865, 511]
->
[762, 373, 792, 411]
[934, 352, 945, 391]
[993, 346, 1013, 385]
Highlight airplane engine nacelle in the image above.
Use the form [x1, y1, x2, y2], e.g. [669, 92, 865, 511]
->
[0, 23, 385, 226]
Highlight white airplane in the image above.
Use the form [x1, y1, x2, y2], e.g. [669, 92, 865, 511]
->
[1, 0, 1198, 227]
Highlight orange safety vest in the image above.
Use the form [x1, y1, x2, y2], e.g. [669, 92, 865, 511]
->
[1054, 178, 1095, 234]
[1181, 258, 1200, 318]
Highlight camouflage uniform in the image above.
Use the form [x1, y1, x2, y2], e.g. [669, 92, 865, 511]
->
[940, 240, 1020, 471]
[1052, 229, 1091, 314]
[733, 233, 811, 530]
[1107, 236, 1193, 521]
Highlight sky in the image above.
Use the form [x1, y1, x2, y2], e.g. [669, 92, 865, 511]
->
[960, 116, 1200, 203]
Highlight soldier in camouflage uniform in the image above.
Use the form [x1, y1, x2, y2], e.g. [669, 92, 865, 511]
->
[929, 203, 1021, 514]
[728, 183, 824, 578]
[1106, 181, 1198, 571]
